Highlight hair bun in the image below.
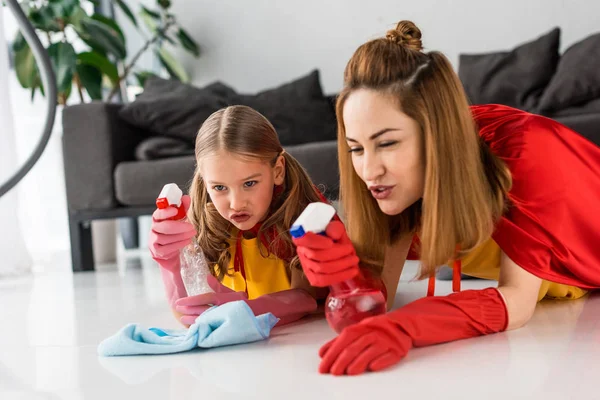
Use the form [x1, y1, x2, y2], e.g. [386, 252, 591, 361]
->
[386, 20, 423, 52]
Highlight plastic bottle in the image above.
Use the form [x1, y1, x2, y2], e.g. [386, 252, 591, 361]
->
[290, 202, 386, 333]
[156, 183, 214, 296]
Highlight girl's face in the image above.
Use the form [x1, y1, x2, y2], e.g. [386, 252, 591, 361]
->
[201, 150, 285, 230]
[343, 88, 425, 216]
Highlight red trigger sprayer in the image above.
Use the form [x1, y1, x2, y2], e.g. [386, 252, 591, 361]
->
[156, 183, 187, 221]
[290, 203, 387, 333]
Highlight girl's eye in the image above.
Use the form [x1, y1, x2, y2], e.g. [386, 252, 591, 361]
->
[379, 141, 398, 148]
[213, 185, 226, 191]
[244, 181, 257, 188]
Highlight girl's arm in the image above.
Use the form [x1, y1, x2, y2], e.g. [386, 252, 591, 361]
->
[174, 271, 318, 327]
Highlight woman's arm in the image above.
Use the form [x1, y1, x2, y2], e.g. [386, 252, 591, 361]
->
[497, 251, 542, 330]
[380, 234, 413, 309]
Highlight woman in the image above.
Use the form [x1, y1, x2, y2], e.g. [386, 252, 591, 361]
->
[292, 20, 600, 376]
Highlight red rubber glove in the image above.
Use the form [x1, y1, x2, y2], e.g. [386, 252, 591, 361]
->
[175, 275, 317, 326]
[292, 220, 360, 287]
[318, 288, 508, 375]
[148, 194, 196, 307]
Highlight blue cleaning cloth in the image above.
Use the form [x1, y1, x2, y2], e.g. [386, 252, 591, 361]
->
[98, 301, 279, 356]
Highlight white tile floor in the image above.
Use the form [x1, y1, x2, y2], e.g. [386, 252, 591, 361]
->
[1, 252, 598, 400]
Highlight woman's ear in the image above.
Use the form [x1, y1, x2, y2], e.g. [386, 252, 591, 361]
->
[274, 155, 286, 185]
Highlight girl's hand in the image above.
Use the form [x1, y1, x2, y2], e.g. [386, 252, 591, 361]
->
[148, 195, 196, 272]
[174, 275, 247, 325]
[292, 220, 360, 287]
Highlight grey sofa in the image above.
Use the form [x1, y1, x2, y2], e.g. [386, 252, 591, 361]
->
[63, 27, 600, 273]
[62, 102, 340, 272]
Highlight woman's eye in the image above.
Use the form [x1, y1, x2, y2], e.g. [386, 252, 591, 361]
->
[379, 141, 398, 148]
[213, 185, 226, 191]
[348, 147, 363, 153]
[244, 181, 257, 188]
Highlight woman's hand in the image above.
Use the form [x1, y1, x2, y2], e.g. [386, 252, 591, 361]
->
[292, 220, 360, 287]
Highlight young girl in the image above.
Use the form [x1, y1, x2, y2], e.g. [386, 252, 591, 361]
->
[149, 105, 330, 326]
[293, 20, 600, 375]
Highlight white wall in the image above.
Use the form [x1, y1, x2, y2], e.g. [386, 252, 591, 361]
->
[2, 0, 600, 261]
[161, 0, 600, 94]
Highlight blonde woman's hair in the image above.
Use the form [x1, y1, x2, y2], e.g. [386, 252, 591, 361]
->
[337, 20, 512, 278]
[188, 105, 324, 280]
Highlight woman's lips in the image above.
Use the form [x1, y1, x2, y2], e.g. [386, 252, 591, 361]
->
[369, 185, 394, 200]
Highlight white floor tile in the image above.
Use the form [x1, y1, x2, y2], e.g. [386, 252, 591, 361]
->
[1, 253, 598, 400]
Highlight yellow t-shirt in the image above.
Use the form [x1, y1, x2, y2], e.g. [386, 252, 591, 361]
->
[217, 237, 291, 300]
[461, 238, 588, 301]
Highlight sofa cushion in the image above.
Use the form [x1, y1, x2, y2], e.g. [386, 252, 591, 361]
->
[135, 136, 195, 161]
[554, 113, 600, 147]
[458, 27, 560, 111]
[285, 140, 340, 200]
[551, 97, 600, 117]
[114, 156, 196, 206]
[233, 70, 336, 145]
[537, 32, 600, 114]
[118, 70, 337, 148]
[119, 77, 237, 144]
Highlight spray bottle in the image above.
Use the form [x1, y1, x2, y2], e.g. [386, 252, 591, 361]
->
[156, 183, 214, 296]
[290, 202, 386, 333]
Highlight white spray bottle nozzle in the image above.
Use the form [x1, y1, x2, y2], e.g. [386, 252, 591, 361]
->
[157, 183, 183, 208]
[290, 202, 336, 238]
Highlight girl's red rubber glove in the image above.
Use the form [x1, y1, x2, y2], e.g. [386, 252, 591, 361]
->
[318, 288, 508, 376]
[175, 275, 317, 326]
[292, 220, 360, 287]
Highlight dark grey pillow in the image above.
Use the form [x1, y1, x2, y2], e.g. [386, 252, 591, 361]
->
[537, 32, 600, 114]
[135, 136, 195, 161]
[235, 70, 337, 145]
[458, 27, 560, 111]
[119, 76, 237, 144]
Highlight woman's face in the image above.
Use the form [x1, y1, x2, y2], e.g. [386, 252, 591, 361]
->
[343, 88, 425, 216]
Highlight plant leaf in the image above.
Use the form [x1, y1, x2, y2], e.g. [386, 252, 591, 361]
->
[140, 8, 159, 33]
[76, 64, 103, 100]
[28, 6, 61, 31]
[177, 28, 200, 57]
[157, 0, 171, 10]
[112, 0, 137, 27]
[48, 0, 79, 19]
[12, 31, 27, 52]
[67, 6, 87, 30]
[141, 6, 161, 19]
[47, 42, 77, 94]
[78, 17, 127, 59]
[14, 41, 38, 89]
[77, 51, 119, 84]
[157, 47, 189, 82]
[159, 32, 176, 45]
[91, 14, 126, 44]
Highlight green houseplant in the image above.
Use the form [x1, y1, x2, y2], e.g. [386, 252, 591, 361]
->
[10, 0, 200, 104]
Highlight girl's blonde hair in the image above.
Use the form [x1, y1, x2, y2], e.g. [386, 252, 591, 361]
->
[337, 21, 512, 278]
[188, 105, 323, 280]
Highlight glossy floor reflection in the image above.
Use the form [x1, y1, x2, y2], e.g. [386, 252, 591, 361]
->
[1, 253, 598, 400]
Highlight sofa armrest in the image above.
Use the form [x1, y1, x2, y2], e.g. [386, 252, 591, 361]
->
[62, 102, 147, 211]
[285, 140, 339, 200]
